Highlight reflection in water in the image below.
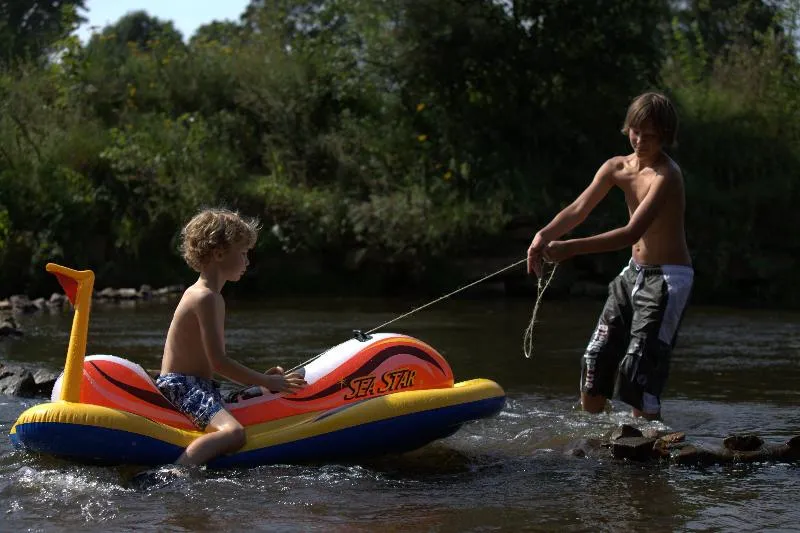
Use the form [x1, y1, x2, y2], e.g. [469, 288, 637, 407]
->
[1, 298, 799, 531]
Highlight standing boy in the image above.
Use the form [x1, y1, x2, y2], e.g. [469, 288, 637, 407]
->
[527, 92, 693, 420]
[157, 208, 306, 465]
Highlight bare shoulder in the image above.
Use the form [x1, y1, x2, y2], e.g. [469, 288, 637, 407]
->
[597, 155, 628, 185]
[655, 154, 684, 185]
[662, 154, 683, 178]
[602, 156, 627, 174]
[181, 284, 224, 314]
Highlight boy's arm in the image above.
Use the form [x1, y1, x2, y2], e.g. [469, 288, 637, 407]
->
[527, 158, 616, 274]
[538, 159, 617, 240]
[545, 171, 672, 261]
[196, 293, 298, 389]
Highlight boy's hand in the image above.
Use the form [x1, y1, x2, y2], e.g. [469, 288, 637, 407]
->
[265, 366, 284, 375]
[527, 232, 550, 277]
[543, 240, 574, 263]
[264, 372, 307, 394]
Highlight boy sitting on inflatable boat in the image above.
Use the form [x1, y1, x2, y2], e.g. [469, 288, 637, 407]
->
[156, 208, 306, 465]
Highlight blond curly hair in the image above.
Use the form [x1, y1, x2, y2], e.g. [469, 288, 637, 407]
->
[180, 208, 261, 272]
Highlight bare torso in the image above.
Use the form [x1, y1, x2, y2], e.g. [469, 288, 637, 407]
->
[160, 285, 219, 379]
[612, 153, 691, 266]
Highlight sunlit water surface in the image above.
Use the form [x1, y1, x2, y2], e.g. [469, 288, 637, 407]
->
[1, 296, 799, 532]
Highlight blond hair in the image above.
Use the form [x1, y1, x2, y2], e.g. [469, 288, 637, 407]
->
[180, 208, 261, 272]
[621, 92, 679, 147]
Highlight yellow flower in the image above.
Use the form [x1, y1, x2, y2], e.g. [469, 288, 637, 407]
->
[416, 103, 425, 112]
[417, 134, 427, 142]
[444, 170, 453, 180]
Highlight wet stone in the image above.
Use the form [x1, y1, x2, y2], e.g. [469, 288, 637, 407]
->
[9, 295, 38, 314]
[611, 424, 643, 441]
[0, 316, 24, 337]
[723, 433, 764, 452]
[32, 369, 60, 397]
[660, 432, 686, 444]
[96, 287, 118, 300]
[564, 438, 603, 458]
[47, 293, 66, 306]
[0, 367, 37, 397]
[671, 444, 701, 464]
[611, 437, 657, 461]
[117, 288, 138, 300]
[138, 285, 153, 300]
[641, 428, 663, 439]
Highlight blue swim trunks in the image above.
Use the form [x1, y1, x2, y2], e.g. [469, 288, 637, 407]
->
[156, 373, 225, 430]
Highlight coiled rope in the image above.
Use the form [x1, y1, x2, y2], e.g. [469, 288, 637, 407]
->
[522, 261, 558, 358]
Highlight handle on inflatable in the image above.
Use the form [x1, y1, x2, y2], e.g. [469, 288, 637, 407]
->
[46, 263, 95, 403]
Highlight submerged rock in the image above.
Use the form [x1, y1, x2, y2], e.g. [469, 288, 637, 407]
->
[611, 436, 658, 461]
[610, 424, 643, 441]
[602, 424, 800, 466]
[652, 432, 687, 458]
[0, 365, 37, 396]
[563, 437, 605, 458]
[0, 316, 24, 338]
[723, 433, 764, 452]
[0, 364, 59, 397]
[9, 295, 38, 314]
[32, 368, 60, 397]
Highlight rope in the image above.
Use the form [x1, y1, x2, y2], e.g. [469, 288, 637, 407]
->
[286, 258, 528, 373]
[522, 261, 558, 359]
[365, 258, 527, 335]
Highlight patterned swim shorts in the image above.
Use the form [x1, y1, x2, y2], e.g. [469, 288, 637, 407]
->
[156, 373, 225, 430]
[580, 259, 693, 414]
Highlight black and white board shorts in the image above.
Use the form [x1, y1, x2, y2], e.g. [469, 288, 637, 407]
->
[580, 259, 693, 414]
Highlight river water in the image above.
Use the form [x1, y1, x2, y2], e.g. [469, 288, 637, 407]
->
[1, 296, 799, 532]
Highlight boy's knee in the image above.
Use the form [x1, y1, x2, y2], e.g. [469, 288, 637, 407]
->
[224, 424, 246, 450]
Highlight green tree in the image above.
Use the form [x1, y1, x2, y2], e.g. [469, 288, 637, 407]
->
[669, 0, 792, 59]
[0, 0, 86, 65]
[190, 20, 243, 46]
[86, 10, 184, 53]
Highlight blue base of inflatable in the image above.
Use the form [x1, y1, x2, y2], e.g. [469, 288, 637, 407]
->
[11, 396, 505, 468]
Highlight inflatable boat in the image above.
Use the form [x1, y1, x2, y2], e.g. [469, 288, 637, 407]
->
[9, 264, 505, 468]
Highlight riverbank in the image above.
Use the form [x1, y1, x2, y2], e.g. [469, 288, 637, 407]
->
[3, 215, 799, 309]
[0, 284, 184, 338]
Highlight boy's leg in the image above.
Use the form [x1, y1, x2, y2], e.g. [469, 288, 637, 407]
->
[174, 409, 246, 466]
[156, 374, 246, 465]
[580, 266, 634, 413]
[616, 265, 693, 419]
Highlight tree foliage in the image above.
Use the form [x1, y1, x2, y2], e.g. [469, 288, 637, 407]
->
[0, 0, 86, 65]
[0, 0, 798, 305]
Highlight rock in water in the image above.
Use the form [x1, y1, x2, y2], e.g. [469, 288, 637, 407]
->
[723, 434, 764, 452]
[611, 437, 657, 461]
[130, 466, 188, 491]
